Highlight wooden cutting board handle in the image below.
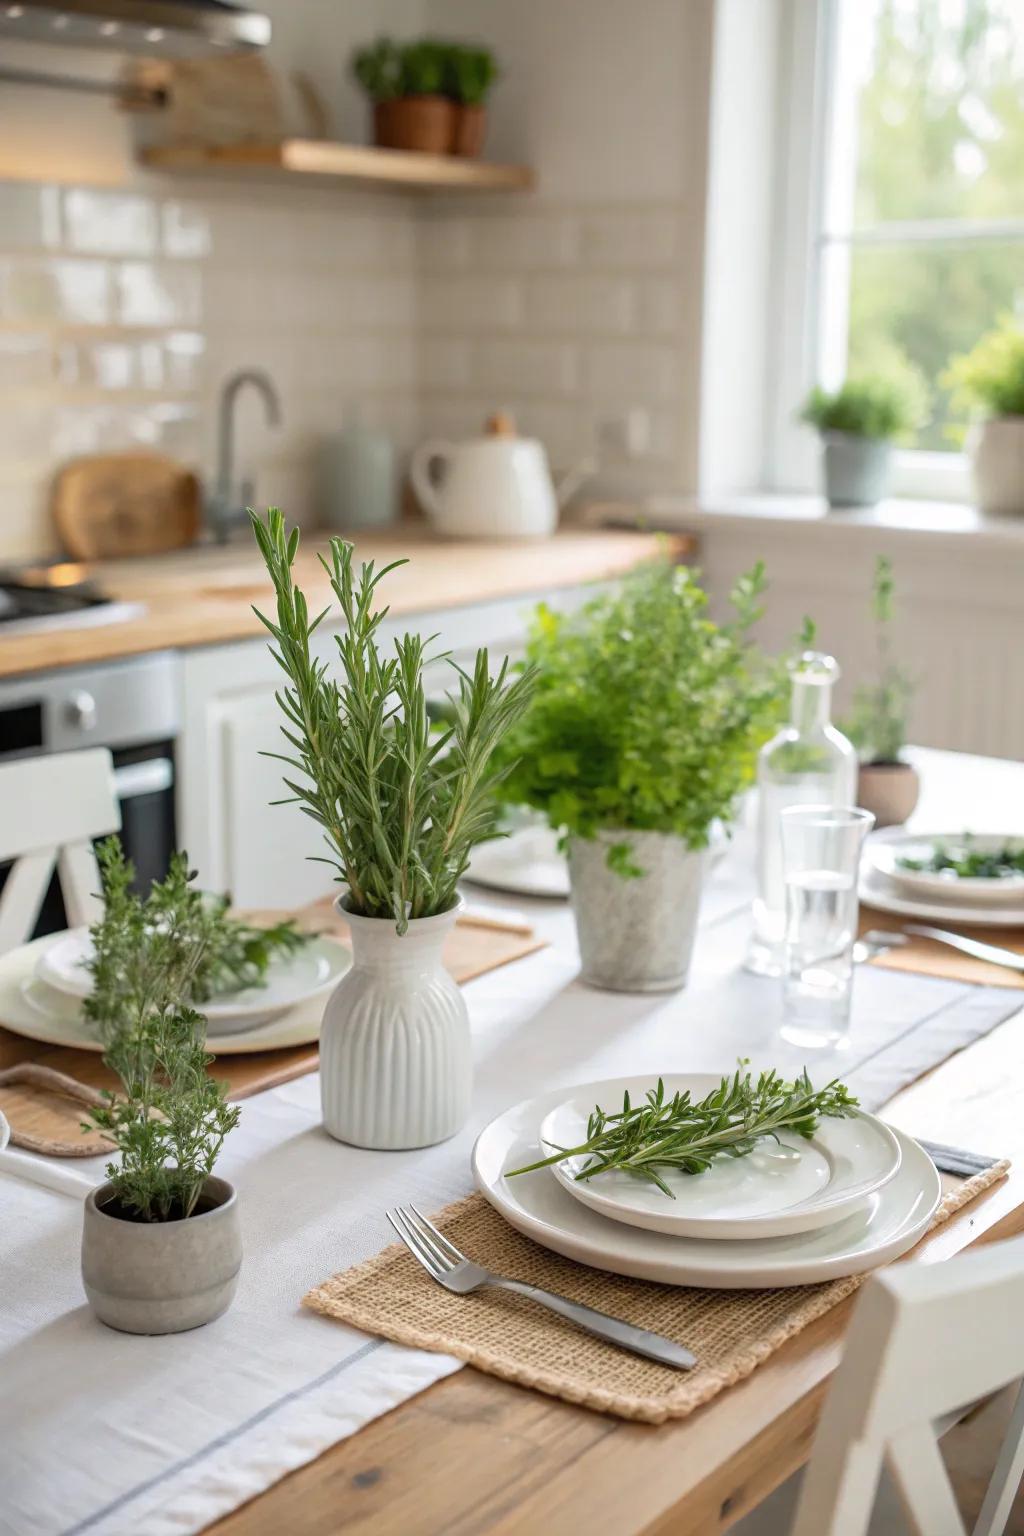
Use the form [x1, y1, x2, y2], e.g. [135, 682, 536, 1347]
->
[52, 451, 201, 560]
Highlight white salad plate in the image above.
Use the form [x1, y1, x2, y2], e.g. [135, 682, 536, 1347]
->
[859, 862, 1024, 928]
[866, 832, 1024, 906]
[472, 1082, 941, 1288]
[35, 925, 348, 1034]
[538, 1075, 902, 1240]
[1, 934, 345, 1053]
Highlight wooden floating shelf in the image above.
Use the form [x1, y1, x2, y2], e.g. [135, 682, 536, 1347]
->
[139, 139, 534, 193]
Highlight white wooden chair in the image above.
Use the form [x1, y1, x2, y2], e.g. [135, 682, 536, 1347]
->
[790, 1234, 1024, 1536]
[0, 748, 120, 953]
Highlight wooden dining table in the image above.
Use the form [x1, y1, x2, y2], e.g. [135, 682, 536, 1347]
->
[199, 748, 1024, 1536]
[6, 748, 1024, 1536]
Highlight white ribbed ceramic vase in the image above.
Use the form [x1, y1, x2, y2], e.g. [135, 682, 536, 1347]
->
[319, 898, 471, 1150]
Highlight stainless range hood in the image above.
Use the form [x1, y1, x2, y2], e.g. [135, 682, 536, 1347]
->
[0, 0, 270, 58]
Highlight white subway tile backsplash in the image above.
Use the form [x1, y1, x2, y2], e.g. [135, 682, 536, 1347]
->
[161, 202, 212, 259]
[580, 211, 680, 269]
[420, 277, 523, 331]
[0, 183, 61, 250]
[115, 262, 202, 327]
[64, 190, 157, 257]
[638, 278, 683, 334]
[419, 337, 472, 390]
[583, 342, 679, 401]
[417, 218, 472, 273]
[472, 340, 578, 397]
[1, 257, 111, 325]
[471, 216, 579, 270]
[0, 475, 54, 559]
[0, 333, 54, 388]
[526, 275, 635, 335]
[0, 402, 56, 462]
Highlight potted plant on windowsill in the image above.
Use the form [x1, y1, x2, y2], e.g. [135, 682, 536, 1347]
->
[250, 509, 535, 1150]
[800, 365, 927, 509]
[490, 557, 798, 993]
[449, 44, 499, 158]
[845, 556, 919, 829]
[353, 37, 457, 155]
[944, 317, 1024, 516]
[80, 841, 242, 1335]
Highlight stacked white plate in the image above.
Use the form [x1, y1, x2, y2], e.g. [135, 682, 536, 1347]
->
[0, 928, 350, 1054]
[861, 830, 1024, 927]
[473, 1073, 941, 1288]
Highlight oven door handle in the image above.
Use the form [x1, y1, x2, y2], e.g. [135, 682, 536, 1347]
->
[113, 757, 174, 800]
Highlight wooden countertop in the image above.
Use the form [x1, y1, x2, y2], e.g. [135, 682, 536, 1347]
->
[0, 526, 691, 681]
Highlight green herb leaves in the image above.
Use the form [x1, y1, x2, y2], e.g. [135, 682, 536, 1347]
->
[898, 837, 1024, 880]
[250, 509, 537, 934]
[508, 1068, 859, 1196]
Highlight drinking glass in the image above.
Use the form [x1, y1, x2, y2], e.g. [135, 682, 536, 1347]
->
[779, 805, 875, 1049]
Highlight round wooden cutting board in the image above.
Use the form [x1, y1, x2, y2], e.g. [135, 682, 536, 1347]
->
[52, 451, 201, 560]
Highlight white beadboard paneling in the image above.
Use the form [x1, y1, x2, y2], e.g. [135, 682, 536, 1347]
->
[1, 256, 111, 325]
[525, 274, 635, 335]
[580, 210, 681, 269]
[472, 339, 578, 397]
[583, 341, 679, 401]
[115, 262, 202, 327]
[63, 190, 157, 257]
[420, 276, 524, 331]
[0, 182, 61, 250]
[470, 214, 579, 269]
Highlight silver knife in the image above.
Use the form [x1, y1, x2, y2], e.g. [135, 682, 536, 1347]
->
[896, 923, 1024, 973]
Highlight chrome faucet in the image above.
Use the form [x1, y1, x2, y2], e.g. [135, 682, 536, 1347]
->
[209, 368, 282, 542]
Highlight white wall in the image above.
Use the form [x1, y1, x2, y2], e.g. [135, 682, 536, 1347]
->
[0, 0, 713, 560]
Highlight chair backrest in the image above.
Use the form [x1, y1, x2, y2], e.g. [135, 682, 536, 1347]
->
[792, 1234, 1024, 1536]
[0, 749, 120, 953]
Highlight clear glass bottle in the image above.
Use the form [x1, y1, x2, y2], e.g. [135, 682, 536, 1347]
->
[745, 651, 857, 977]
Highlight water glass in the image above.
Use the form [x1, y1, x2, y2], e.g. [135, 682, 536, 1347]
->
[779, 805, 875, 1048]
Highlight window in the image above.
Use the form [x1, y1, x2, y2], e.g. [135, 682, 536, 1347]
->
[772, 0, 1024, 498]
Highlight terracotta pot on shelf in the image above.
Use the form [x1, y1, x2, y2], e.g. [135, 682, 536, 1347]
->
[373, 95, 457, 154]
[453, 103, 487, 158]
[857, 761, 920, 830]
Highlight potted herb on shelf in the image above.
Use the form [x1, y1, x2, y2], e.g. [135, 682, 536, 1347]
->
[251, 509, 535, 1150]
[80, 841, 242, 1336]
[944, 318, 1024, 516]
[800, 366, 926, 509]
[449, 45, 499, 158]
[353, 37, 457, 155]
[845, 556, 919, 829]
[492, 557, 794, 993]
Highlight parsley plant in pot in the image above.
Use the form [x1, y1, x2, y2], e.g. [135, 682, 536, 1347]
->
[493, 559, 790, 993]
[80, 842, 242, 1335]
[251, 510, 535, 1149]
[800, 366, 926, 509]
[944, 318, 1024, 516]
[845, 556, 919, 829]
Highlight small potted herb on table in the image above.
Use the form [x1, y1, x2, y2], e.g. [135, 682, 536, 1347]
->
[846, 556, 919, 829]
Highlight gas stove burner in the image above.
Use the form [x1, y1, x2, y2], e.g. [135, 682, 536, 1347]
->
[0, 566, 144, 637]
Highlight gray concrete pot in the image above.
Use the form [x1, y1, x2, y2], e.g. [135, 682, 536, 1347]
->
[82, 1175, 241, 1335]
[822, 433, 892, 508]
[567, 830, 704, 992]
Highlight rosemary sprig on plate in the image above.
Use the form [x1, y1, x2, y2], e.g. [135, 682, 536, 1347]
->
[508, 1068, 859, 1197]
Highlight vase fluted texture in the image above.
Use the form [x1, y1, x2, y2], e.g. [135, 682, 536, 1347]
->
[320, 899, 471, 1149]
[568, 830, 704, 993]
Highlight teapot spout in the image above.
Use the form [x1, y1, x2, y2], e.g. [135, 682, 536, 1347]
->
[554, 456, 595, 510]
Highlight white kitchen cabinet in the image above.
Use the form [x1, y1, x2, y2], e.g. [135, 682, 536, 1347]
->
[178, 584, 602, 909]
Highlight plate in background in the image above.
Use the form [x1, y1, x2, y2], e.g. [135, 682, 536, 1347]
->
[867, 832, 1024, 906]
[859, 862, 1024, 928]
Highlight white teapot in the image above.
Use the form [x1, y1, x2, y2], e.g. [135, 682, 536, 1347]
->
[409, 413, 591, 539]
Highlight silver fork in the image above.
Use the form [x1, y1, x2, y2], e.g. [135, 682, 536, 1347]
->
[386, 1203, 696, 1370]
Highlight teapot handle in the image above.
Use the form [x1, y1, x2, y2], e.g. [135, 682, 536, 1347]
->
[410, 440, 455, 522]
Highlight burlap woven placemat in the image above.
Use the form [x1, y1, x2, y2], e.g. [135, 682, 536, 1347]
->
[304, 1162, 1009, 1424]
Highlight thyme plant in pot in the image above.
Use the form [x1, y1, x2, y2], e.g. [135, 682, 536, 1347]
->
[80, 841, 242, 1335]
[251, 510, 535, 1149]
[493, 558, 793, 993]
[845, 556, 919, 829]
[353, 37, 457, 155]
[801, 365, 926, 508]
[944, 318, 1024, 515]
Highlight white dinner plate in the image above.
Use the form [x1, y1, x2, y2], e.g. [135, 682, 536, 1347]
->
[859, 862, 1024, 928]
[867, 832, 1024, 906]
[538, 1075, 901, 1239]
[472, 1083, 940, 1288]
[36, 926, 348, 1034]
[2, 934, 344, 1054]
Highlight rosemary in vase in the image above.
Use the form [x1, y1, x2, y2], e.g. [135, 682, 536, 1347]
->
[250, 509, 537, 933]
